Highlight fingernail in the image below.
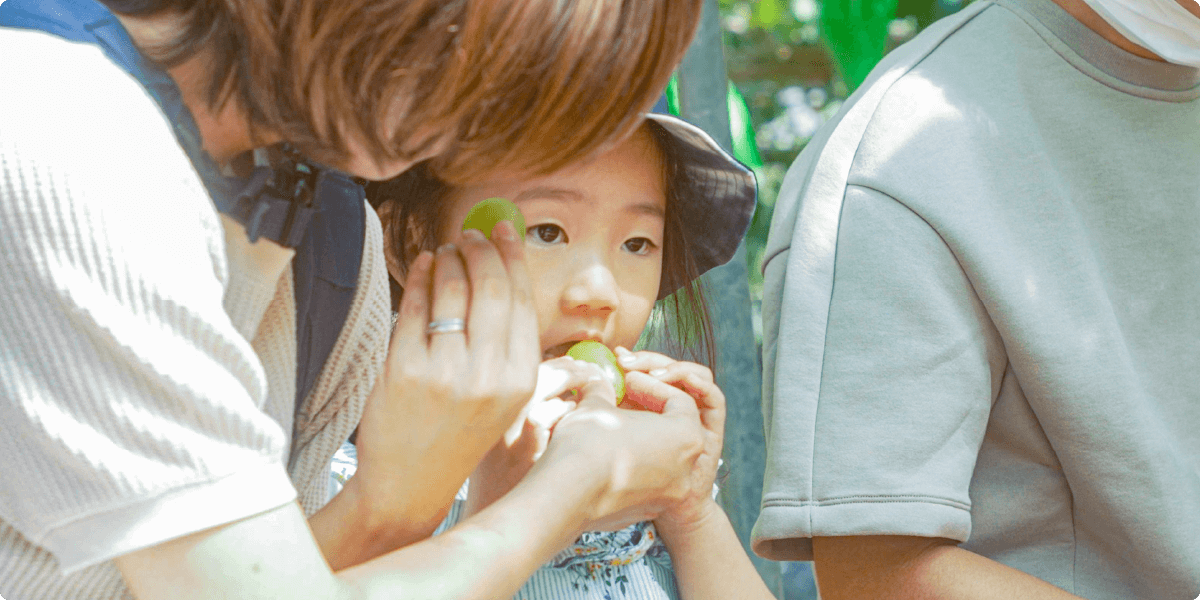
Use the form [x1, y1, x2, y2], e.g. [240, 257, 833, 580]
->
[436, 243, 456, 255]
[493, 220, 516, 241]
[462, 228, 485, 241]
[649, 368, 667, 377]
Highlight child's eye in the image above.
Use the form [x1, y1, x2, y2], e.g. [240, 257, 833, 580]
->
[529, 224, 567, 245]
[623, 237, 656, 256]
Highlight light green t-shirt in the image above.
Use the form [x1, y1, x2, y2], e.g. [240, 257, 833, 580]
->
[752, 0, 1200, 598]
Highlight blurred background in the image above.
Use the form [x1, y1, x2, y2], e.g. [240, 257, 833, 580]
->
[678, 0, 972, 597]
[718, 0, 968, 345]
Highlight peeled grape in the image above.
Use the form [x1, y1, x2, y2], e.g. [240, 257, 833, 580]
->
[462, 197, 525, 241]
[566, 340, 625, 404]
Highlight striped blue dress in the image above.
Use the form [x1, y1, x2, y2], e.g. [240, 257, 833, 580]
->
[330, 443, 681, 600]
[435, 488, 681, 600]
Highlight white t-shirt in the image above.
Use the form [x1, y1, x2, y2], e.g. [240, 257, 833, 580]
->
[752, 0, 1200, 598]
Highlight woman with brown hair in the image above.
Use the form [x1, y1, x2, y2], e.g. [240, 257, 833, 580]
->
[0, 0, 709, 598]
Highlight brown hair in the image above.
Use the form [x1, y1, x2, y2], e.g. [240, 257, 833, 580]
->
[102, 0, 702, 182]
[366, 121, 717, 369]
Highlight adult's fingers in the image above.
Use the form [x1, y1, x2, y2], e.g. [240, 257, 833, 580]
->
[532, 357, 607, 402]
[491, 221, 540, 367]
[428, 243, 470, 357]
[527, 398, 577, 460]
[575, 372, 619, 407]
[504, 358, 604, 445]
[528, 398, 577, 432]
[391, 250, 434, 359]
[455, 229, 511, 359]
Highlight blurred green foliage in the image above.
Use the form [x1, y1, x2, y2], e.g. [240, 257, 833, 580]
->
[822, 0, 900, 89]
[717, 0, 967, 341]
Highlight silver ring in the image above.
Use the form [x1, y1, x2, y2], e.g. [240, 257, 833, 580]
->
[426, 318, 466, 335]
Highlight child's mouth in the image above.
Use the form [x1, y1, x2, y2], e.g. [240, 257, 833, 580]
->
[542, 341, 577, 361]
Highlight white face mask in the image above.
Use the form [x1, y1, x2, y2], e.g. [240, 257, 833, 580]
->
[1079, 0, 1200, 66]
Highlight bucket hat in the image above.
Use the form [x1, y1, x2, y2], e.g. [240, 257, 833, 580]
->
[366, 112, 756, 301]
[644, 112, 757, 299]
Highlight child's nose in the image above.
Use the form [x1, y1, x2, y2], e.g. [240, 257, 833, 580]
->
[560, 262, 620, 317]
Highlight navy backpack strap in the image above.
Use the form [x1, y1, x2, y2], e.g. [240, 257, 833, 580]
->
[293, 171, 366, 402]
[1, 0, 365, 412]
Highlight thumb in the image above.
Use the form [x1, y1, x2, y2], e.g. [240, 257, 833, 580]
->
[527, 398, 577, 460]
[528, 397, 577, 431]
[576, 372, 618, 407]
[533, 357, 607, 402]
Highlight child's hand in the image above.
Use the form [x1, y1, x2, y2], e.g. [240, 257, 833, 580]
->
[464, 356, 610, 517]
[534, 378, 705, 534]
[616, 348, 726, 534]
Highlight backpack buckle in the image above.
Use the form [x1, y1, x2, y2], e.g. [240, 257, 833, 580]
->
[234, 153, 321, 248]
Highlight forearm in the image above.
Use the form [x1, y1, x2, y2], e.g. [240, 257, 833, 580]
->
[339, 454, 594, 599]
[655, 500, 775, 600]
[812, 536, 1085, 600]
[309, 474, 452, 571]
[118, 454, 597, 600]
[313, 380, 506, 569]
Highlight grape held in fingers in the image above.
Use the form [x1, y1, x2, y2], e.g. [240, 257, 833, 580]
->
[567, 341, 625, 404]
[462, 197, 526, 241]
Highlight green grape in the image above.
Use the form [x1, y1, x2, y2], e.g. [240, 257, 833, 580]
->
[462, 197, 526, 241]
[566, 340, 625, 404]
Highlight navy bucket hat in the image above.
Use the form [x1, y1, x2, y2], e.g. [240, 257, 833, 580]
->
[644, 113, 757, 299]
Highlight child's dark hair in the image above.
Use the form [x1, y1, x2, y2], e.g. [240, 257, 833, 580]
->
[366, 121, 717, 369]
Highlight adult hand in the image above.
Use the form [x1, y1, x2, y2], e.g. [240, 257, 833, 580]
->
[532, 363, 708, 535]
[347, 221, 542, 549]
[464, 356, 608, 517]
[616, 348, 726, 534]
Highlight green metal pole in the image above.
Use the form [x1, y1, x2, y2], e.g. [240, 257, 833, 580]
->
[675, 1, 784, 596]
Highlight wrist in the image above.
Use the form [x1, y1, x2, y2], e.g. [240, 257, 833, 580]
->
[462, 460, 494, 519]
[654, 497, 724, 543]
[341, 471, 448, 548]
[311, 474, 443, 571]
[522, 445, 606, 537]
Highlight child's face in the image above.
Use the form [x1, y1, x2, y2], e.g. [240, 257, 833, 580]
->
[438, 127, 666, 359]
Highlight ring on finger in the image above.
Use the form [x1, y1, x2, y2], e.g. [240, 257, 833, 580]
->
[427, 318, 466, 335]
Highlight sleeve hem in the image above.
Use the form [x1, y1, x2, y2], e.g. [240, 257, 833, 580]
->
[43, 458, 297, 574]
[751, 498, 972, 562]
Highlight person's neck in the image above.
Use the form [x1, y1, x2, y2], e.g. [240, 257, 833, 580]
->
[113, 12, 279, 164]
[1048, 0, 1165, 61]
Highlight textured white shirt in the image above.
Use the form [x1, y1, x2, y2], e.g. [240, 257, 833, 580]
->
[0, 28, 390, 599]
